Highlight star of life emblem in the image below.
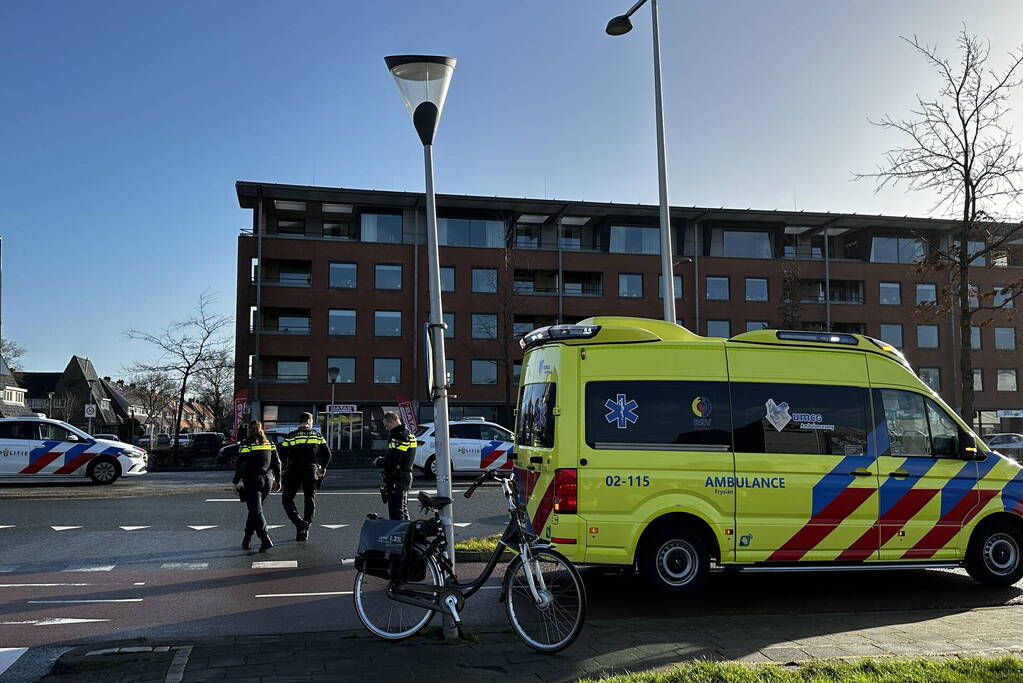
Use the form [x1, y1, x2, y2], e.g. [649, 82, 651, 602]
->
[605, 394, 639, 429]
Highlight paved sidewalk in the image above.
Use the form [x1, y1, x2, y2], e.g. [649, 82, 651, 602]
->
[31, 604, 1023, 682]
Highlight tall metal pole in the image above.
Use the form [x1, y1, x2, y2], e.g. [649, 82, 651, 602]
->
[651, 0, 675, 322]
[423, 143, 455, 577]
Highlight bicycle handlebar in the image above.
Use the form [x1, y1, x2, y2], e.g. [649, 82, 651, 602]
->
[463, 470, 493, 499]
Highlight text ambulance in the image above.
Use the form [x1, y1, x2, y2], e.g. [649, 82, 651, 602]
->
[515, 317, 1023, 593]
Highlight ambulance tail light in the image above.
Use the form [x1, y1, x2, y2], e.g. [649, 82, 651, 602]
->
[553, 468, 577, 514]
[520, 325, 600, 350]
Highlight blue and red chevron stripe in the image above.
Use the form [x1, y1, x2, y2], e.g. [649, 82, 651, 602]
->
[19, 441, 121, 475]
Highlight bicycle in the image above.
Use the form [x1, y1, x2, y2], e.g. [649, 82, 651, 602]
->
[353, 469, 587, 653]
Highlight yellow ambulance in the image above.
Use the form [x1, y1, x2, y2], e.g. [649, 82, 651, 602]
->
[514, 317, 1023, 593]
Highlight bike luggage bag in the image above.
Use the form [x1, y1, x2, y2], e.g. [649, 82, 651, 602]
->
[355, 519, 416, 580]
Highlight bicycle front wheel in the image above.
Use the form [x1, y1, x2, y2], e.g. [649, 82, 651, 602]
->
[353, 547, 442, 641]
[503, 547, 586, 653]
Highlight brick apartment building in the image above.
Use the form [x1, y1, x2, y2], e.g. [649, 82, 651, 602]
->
[234, 180, 1023, 451]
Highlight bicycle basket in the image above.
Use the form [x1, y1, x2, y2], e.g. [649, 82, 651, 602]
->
[354, 519, 426, 582]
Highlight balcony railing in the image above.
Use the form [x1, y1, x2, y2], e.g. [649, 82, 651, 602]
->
[800, 295, 865, 305]
[253, 276, 312, 288]
[513, 283, 603, 297]
[253, 374, 310, 384]
[252, 325, 311, 336]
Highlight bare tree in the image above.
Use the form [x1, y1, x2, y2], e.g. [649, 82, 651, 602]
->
[192, 348, 234, 433]
[126, 290, 232, 452]
[50, 389, 82, 423]
[1, 337, 26, 371]
[857, 29, 1023, 420]
[124, 370, 176, 438]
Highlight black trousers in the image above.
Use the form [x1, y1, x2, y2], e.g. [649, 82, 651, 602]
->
[282, 470, 318, 528]
[386, 471, 413, 521]
[242, 476, 271, 536]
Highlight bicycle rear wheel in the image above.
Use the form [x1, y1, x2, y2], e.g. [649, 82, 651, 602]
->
[353, 547, 442, 641]
[504, 548, 586, 653]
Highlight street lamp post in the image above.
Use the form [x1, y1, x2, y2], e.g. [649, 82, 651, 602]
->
[48, 391, 54, 418]
[385, 56, 458, 634]
[327, 366, 339, 450]
[607, 0, 676, 323]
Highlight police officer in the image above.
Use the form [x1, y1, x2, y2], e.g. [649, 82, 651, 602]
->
[232, 421, 282, 553]
[279, 412, 332, 541]
[374, 412, 416, 520]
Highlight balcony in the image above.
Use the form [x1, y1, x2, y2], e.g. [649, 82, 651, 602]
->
[256, 275, 312, 288]
[253, 374, 310, 384]
[252, 324, 310, 336]
[513, 269, 603, 297]
[798, 279, 865, 305]
[252, 259, 312, 288]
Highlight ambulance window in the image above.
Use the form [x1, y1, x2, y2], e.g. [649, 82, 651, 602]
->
[732, 383, 868, 456]
[879, 390, 931, 457]
[584, 381, 731, 448]
[926, 399, 959, 457]
[517, 383, 556, 448]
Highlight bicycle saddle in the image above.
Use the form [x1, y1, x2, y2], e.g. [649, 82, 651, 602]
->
[417, 491, 452, 509]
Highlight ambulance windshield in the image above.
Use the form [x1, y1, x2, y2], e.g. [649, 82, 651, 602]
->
[517, 383, 556, 448]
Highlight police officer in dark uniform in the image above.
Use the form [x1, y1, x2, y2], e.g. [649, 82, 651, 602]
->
[279, 412, 332, 541]
[374, 411, 416, 520]
[232, 421, 282, 552]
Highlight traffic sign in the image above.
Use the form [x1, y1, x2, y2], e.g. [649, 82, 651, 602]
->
[327, 404, 357, 414]
[84, 404, 98, 418]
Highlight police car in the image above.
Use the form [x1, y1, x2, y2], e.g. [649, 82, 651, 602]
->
[413, 418, 515, 479]
[0, 417, 148, 484]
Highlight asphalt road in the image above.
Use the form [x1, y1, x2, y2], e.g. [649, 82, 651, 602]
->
[3, 472, 1023, 652]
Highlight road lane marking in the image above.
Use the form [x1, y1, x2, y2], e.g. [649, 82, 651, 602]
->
[319, 524, 349, 529]
[161, 563, 208, 570]
[0, 648, 28, 678]
[134, 582, 146, 586]
[1, 618, 109, 626]
[267, 525, 285, 530]
[340, 559, 354, 566]
[0, 526, 14, 530]
[204, 499, 238, 502]
[252, 561, 298, 569]
[453, 523, 472, 528]
[188, 526, 217, 531]
[255, 591, 352, 598]
[120, 526, 151, 531]
[51, 526, 81, 531]
[28, 599, 143, 604]
[0, 583, 93, 588]
[64, 565, 115, 572]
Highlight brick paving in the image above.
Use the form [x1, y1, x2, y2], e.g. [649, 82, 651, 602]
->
[38, 605, 1023, 682]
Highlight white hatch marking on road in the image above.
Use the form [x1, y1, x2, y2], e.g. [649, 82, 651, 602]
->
[64, 565, 115, 572]
[340, 559, 354, 566]
[120, 526, 151, 531]
[319, 524, 349, 529]
[134, 582, 146, 586]
[204, 499, 239, 502]
[28, 599, 143, 604]
[252, 561, 298, 569]
[0, 568, 12, 573]
[188, 526, 217, 531]
[255, 591, 352, 598]
[479, 586, 501, 591]
[452, 523, 472, 528]
[1, 618, 109, 626]
[161, 563, 208, 570]
[0, 526, 14, 530]
[51, 526, 82, 531]
[266, 525, 285, 530]
[0, 583, 93, 588]
[0, 648, 29, 678]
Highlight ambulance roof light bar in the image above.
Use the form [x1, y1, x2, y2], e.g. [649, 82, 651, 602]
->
[520, 324, 601, 350]
[775, 330, 859, 345]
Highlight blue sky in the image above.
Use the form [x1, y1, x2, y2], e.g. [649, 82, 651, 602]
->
[1, 0, 1021, 373]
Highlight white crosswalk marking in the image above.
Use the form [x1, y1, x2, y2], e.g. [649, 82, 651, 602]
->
[188, 525, 217, 531]
[255, 591, 351, 598]
[0, 526, 14, 530]
[51, 526, 81, 531]
[161, 563, 208, 570]
[29, 599, 143, 604]
[64, 565, 115, 572]
[0, 648, 29, 678]
[0, 583, 93, 588]
[1, 618, 109, 626]
[319, 524, 348, 529]
[120, 526, 151, 531]
[252, 561, 298, 569]
[453, 522, 472, 528]
[267, 525, 285, 530]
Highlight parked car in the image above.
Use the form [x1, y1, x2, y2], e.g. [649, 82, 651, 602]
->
[190, 432, 226, 457]
[93, 433, 118, 441]
[984, 433, 1023, 461]
[216, 430, 292, 470]
[413, 418, 515, 478]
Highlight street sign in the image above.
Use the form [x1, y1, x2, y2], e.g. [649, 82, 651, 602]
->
[84, 404, 98, 418]
[327, 404, 357, 414]
[997, 410, 1023, 418]
[144, 416, 157, 425]
[396, 394, 418, 432]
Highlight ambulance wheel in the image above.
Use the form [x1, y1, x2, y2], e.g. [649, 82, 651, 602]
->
[639, 527, 709, 594]
[423, 456, 438, 480]
[966, 521, 1023, 586]
[88, 457, 121, 485]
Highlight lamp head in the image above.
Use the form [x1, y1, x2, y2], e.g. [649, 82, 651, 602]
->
[327, 366, 340, 382]
[384, 55, 457, 145]
[606, 14, 633, 36]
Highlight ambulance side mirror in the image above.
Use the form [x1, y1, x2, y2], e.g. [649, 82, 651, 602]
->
[961, 435, 984, 461]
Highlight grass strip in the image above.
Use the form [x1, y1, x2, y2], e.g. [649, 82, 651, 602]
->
[453, 533, 501, 553]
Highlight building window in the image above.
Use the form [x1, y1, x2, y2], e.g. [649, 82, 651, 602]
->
[918, 367, 940, 391]
[323, 221, 355, 240]
[471, 359, 498, 385]
[375, 264, 402, 290]
[916, 325, 939, 348]
[438, 217, 504, 248]
[328, 309, 356, 336]
[328, 262, 357, 289]
[658, 275, 683, 299]
[619, 273, 643, 298]
[916, 283, 937, 304]
[706, 276, 729, 301]
[326, 357, 355, 384]
[879, 323, 903, 348]
[446, 359, 454, 385]
[974, 368, 984, 392]
[707, 320, 730, 338]
[277, 219, 305, 235]
[374, 310, 402, 337]
[745, 277, 768, 302]
[472, 268, 498, 293]
[515, 224, 540, 249]
[746, 321, 768, 332]
[441, 266, 455, 292]
[513, 362, 522, 384]
[995, 286, 1015, 309]
[610, 225, 659, 254]
[972, 326, 981, 349]
[472, 314, 498, 339]
[361, 213, 403, 243]
[998, 368, 1018, 392]
[374, 358, 401, 384]
[870, 236, 926, 263]
[276, 361, 309, 383]
[995, 327, 1016, 350]
[879, 282, 901, 305]
[722, 231, 773, 258]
